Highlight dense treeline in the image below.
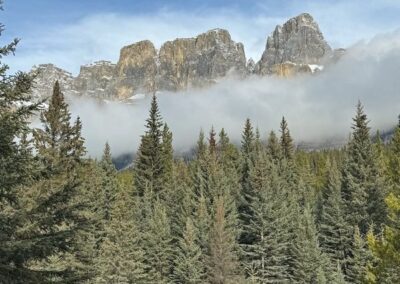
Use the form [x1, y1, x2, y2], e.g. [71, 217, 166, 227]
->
[1, 14, 400, 284]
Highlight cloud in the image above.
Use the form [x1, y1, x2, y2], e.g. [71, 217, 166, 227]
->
[5, 0, 400, 75]
[64, 30, 400, 158]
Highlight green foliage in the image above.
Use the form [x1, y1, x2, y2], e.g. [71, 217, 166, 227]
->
[341, 102, 387, 234]
[134, 95, 165, 197]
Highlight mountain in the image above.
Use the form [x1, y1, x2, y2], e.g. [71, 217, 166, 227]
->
[30, 13, 340, 101]
[255, 13, 332, 75]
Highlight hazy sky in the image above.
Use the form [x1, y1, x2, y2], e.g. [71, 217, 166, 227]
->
[3, 0, 400, 74]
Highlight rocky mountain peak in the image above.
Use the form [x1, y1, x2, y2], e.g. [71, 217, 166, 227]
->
[255, 13, 332, 75]
[157, 28, 246, 91]
[30, 13, 339, 101]
[114, 40, 157, 99]
[30, 64, 75, 99]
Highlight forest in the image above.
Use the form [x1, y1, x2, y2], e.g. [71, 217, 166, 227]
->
[1, 13, 400, 284]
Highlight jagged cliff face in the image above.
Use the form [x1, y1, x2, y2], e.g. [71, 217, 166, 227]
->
[255, 13, 332, 76]
[114, 40, 157, 99]
[31, 13, 340, 100]
[31, 64, 75, 99]
[74, 61, 116, 99]
[157, 29, 246, 91]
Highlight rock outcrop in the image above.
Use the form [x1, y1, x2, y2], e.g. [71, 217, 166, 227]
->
[114, 40, 157, 100]
[255, 13, 332, 76]
[31, 64, 75, 99]
[74, 61, 116, 99]
[157, 29, 246, 91]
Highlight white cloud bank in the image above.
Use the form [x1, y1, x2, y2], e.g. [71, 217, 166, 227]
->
[64, 30, 400, 158]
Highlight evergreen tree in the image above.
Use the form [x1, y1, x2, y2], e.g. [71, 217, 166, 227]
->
[280, 117, 294, 160]
[238, 118, 256, 245]
[341, 102, 387, 235]
[134, 95, 164, 197]
[266, 130, 282, 163]
[0, 12, 44, 280]
[173, 217, 205, 283]
[245, 160, 290, 282]
[94, 189, 147, 283]
[387, 116, 400, 195]
[30, 81, 89, 282]
[207, 195, 242, 284]
[161, 123, 174, 200]
[346, 227, 368, 284]
[99, 142, 117, 222]
[367, 193, 400, 283]
[291, 205, 329, 283]
[209, 126, 217, 154]
[318, 160, 351, 273]
[144, 200, 173, 283]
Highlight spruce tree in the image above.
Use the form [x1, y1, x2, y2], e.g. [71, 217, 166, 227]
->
[291, 205, 329, 283]
[30, 81, 89, 282]
[245, 159, 290, 282]
[134, 95, 164, 197]
[209, 126, 217, 154]
[346, 227, 368, 284]
[341, 102, 387, 235]
[238, 118, 256, 245]
[144, 200, 173, 283]
[318, 160, 351, 273]
[266, 130, 282, 163]
[0, 12, 45, 280]
[387, 116, 400, 195]
[99, 142, 116, 222]
[280, 117, 294, 160]
[207, 195, 242, 284]
[94, 188, 147, 283]
[367, 193, 400, 283]
[173, 217, 205, 283]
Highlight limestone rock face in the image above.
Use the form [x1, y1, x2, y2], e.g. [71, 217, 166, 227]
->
[30, 14, 339, 101]
[157, 29, 246, 91]
[246, 58, 256, 74]
[255, 13, 332, 75]
[113, 40, 157, 99]
[74, 61, 116, 99]
[30, 64, 75, 99]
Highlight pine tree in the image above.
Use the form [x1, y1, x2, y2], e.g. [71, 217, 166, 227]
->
[173, 217, 205, 283]
[0, 11, 45, 280]
[245, 160, 291, 282]
[144, 200, 173, 283]
[194, 193, 211, 257]
[217, 128, 239, 169]
[99, 142, 117, 222]
[134, 95, 164, 197]
[367, 193, 400, 283]
[341, 102, 387, 235]
[161, 123, 174, 201]
[207, 195, 242, 284]
[291, 205, 329, 283]
[238, 118, 256, 245]
[346, 227, 368, 283]
[365, 117, 400, 282]
[266, 130, 282, 163]
[280, 117, 294, 160]
[94, 189, 148, 283]
[318, 160, 351, 273]
[28, 81, 89, 282]
[209, 126, 217, 154]
[387, 116, 400, 195]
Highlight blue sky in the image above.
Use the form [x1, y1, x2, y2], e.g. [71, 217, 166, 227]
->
[3, 0, 400, 74]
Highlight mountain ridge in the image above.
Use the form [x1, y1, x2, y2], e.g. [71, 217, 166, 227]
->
[30, 13, 341, 101]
